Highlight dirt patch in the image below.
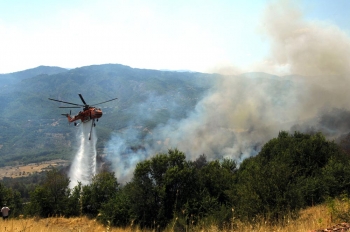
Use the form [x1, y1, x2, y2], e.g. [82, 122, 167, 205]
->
[0, 159, 70, 179]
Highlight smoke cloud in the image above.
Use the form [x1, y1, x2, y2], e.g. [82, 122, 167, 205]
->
[259, 0, 350, 77]
[107, 0, 350, 183]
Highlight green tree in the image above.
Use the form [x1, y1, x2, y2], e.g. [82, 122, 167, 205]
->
[321, 156, 350, 197]
[26, 169, 70, 217]
[198, 159, 236, 205]
[128, 149, 197, 228]
[233, 131, 348, 221]
[127, 160, 156, 228]
[0, 182, 23, 217]
[171, 156, 238, 229]
[81, 171, 119, 217]
[98, 184, 132, 227]
[66, 182, 82, 217]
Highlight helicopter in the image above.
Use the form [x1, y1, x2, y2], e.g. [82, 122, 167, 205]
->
[49, 94, 118, 140]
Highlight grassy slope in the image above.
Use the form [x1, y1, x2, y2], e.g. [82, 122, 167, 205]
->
[0, 203, 335, 232]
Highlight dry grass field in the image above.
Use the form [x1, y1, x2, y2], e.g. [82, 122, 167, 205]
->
[0, 160, 69, 179]
[0, 203, 338, 232]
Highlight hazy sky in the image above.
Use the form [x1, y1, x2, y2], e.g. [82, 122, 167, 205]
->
[0, 0, 349, 74]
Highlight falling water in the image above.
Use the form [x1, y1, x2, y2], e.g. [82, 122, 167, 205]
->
[69, 121, 97, 188]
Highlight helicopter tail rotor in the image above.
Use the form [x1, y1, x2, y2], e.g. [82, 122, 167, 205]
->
[61, 110, 72, 117]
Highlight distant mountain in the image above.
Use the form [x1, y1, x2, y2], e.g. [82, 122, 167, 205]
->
[0, 64, 215, 166]
[0, 66, 68, 88]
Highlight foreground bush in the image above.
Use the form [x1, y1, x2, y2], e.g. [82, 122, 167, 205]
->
[232, 131, 350, 221]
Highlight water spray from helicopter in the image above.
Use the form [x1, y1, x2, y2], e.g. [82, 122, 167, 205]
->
[69, 121, 97, 188]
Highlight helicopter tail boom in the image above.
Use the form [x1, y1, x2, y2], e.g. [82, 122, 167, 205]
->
[61, 112, 76, 124]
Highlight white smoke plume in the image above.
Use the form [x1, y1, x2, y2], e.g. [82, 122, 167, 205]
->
[69, 122, 97, 188]
[257, 0, 350, 77]
[107, 0, 350, 183]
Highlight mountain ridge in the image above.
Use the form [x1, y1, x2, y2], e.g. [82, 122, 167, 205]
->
[0, 66, 68, 83]
[0, 63, 216, 166]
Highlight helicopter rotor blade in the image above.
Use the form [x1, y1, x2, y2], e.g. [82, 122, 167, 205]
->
[91, 97, 118, 106]
[59, 106, 81, 108]
[48, 98, 83, 107]
[79, 94, 88, 105]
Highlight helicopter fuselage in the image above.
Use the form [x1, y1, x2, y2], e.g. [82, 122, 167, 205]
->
[49, 94, 117, 140]
[68, 107, 103, 123]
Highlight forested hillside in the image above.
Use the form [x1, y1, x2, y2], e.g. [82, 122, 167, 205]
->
[0, 64, 215, 166]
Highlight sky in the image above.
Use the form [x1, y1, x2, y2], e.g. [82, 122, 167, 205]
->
[0, 0, 349, 74]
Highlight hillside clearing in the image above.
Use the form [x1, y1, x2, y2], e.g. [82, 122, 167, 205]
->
[0, 159, 69, 179]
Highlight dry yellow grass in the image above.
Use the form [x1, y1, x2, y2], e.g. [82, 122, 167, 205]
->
[176, 204, 331, 232]
[215, 204, 331, 232]
[0, 216, 139, 232]
[0, 204, 335, 232]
